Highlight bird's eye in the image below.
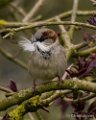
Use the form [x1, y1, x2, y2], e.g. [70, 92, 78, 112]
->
[35, 29, 57, 43]
[37, 32, 48, 42]
[37, 36, 45, 42]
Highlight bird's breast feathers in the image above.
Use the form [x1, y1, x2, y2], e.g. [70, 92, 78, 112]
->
[29, 46, 67, 80]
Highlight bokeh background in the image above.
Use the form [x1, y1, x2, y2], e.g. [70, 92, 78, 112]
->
[0, 0, 95, 120]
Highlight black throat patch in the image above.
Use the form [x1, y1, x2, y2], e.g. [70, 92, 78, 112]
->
[37, 46, 52, 60]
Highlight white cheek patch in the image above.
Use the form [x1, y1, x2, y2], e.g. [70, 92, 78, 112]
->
[36, 42, 51, 52]
[19, 37, 36, 52]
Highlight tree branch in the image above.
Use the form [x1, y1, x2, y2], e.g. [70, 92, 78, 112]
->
[78, 46, 96, 56]
[7, 91, 65, 120]
[0, 86, 12, 93]
[1, 21, 96, 40]
[22, 0, 45, 22]
[69, 0, 79, 39]
[1, 79, 96, 111]
[0, 47, 27, 70]
[56, 17, 72, 48]
[46, 10, 96, 22]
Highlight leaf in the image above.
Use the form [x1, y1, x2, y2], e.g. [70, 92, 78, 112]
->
[9, 80, 18, 92]
[88, 15, 96, 26]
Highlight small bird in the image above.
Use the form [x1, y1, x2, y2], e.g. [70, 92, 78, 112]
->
[19, 28, 67, 82]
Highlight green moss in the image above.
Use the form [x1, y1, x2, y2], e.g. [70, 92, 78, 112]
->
[9, 96, 40, 120]
[9, 105, 25, 120]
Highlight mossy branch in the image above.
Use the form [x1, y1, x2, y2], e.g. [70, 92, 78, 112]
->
[7, 90, 69, 120]
[1, 79, 96, 112]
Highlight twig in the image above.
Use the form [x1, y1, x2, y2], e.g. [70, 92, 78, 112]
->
[90, 0, 96, 5]
[56, 17, 72, 48]
[62, 64, 73, 80]
[2, 21, 96, 39]
[69, 0, 79, 39]
[76, 93, 96, 101]
[64, 93, 96, 102]
[0, 86, 12, 93]
[78, 46, 96, 56]
[23, 0, 45, 22]
[0, 47, 27, 70]
[46, 10, 96, 22]
[0, 10, 96, 28]
[74, 41, 88, 50]
[28, 113, 35, 120]
[10, 3, 26, 17]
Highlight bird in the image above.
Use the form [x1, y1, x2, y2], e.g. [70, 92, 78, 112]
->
[19, 28, 67, 83]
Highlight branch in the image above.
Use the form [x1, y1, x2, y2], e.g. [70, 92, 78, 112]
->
[69, 0, 79, 39]
[90, 0, 96, 5]
[1, 21, 96, 39]
[0, 47, 27, 70]
[78, 46, 96, 56]
[9, 3, 26, 17]
[46, 10, 96, 22]
[56, 17, 72, 48]
[7, 91, 66, 120]
[22, 0, 45, 22]
[74, 41, 88, 50]
[1, 21, 96, 30]
[1, 79, 96, 111]
[0, 86, 12, 93]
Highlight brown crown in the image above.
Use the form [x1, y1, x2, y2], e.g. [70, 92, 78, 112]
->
[42, 29, 58, 42]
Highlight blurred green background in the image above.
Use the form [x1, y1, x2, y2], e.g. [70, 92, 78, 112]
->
[0, 0, 95, 120]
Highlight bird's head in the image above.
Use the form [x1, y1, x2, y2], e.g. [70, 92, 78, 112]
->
[19, 28, 59, 53]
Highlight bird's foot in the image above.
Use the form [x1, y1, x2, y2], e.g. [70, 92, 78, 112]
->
[32, 80, 37, 92]
[56, 75, 63, 87]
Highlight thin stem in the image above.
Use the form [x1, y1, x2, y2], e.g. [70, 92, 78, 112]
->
[23, 0, 45, 22]
[64, 93, 96, 102]
[76, 93, 96, 101]
[0, 86, 12, 93]
[28, 113, 35, 120]
[56, 17, 72, 48]
[62, 64, 73, 80]
[2, 21, 96, 39]
[0, 47, 27, 70]
[10, 3, 26, 17]
[45, 10, 96, 22]
[90, 0, 96, 5]
[78, 46, 96, 56]
[74, 41, 88, 50]
[69, 0, 79, 39]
